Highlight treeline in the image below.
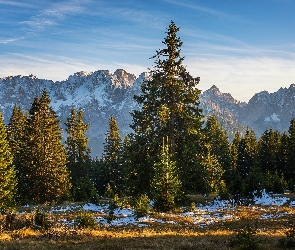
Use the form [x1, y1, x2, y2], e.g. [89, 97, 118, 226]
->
[1, 21, 295, 212]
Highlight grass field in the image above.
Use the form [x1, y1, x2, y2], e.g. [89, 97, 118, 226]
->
[0, 193, 295, 249]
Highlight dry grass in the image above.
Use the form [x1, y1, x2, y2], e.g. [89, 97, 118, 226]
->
[0, 201, 294, 249]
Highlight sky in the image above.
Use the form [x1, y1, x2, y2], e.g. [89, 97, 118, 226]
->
[1, 0, 295, 102]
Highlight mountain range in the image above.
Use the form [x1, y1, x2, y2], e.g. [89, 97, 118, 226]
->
[1, 69, 295, 157]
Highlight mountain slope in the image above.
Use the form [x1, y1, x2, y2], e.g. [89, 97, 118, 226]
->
[1, 70, 294, 156]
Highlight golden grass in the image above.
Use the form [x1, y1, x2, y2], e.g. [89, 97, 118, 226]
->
[0, 201, 294, 249]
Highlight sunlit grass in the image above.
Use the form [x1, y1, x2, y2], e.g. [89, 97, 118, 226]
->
[0, 199, 294, 249]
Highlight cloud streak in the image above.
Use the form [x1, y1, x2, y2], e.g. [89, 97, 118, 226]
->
[164, 0, 246, 21]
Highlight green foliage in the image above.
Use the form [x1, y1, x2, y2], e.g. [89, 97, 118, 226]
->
[0, 112, 17, 210]
[151, 138, 181, 212]
[134, 194, 150, 219]
[73, 177, 98, 203]
[75, 211, 97, 228]
[65, 108, 91, 189]
[279, 219, 295, 248]
[20, 89, 71, 203]
[229, 221, 261, 250]
[107, 194, 119, 223]
[34, 208, 51, 230]
[100, 116, 124, 196]
[129, 21, 203, 195]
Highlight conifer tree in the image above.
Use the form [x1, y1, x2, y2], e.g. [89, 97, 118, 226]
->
[129, 21, 203, 195]
[200, 145, 225, 194]
[203, 116, 230, 184]
[6, 106, 27, 202]
[100, 115, 123, 196]
[0, 112, 17, 210]
[237, 128, 258, 178]
[151, 137, 181, 212]
[287, 118, 295, 188]
[229, 132, 242, 194]
[21, 89, 71, 203]
[65, 108, 90, 185]
[278, 131, 289, 178]
[258, 128, 281, 173]
[65, 108, 95, 202]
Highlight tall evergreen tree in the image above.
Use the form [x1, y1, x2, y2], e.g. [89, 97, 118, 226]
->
[21, 89, 71, 203]
[6, 106, 27, 202]
[287, 118, 295, 188]
[151, 137, 181, 212]
[278, 131, 289, 178]
[203, 115, 230, 184]
[129, 21, 203, 195]
[65, 108, 95, 202]
[236, 128, 258, 178]
[0, 112, 17, 210]
[258, 128, 281, 173]
[99, 115, 123, 196]
[65, 108, 91, 185]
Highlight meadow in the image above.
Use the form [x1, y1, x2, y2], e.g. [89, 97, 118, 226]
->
[0, 192, 295, 250]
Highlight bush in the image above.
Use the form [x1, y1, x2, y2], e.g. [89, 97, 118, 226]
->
[75, 211, 97, 228]
[134, 194, 150, 219]
[279, 219, 295, 248]
[34, 208, 51, 230]
[229, 221, 261, 250]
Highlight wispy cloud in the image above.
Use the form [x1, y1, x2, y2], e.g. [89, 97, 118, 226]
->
[0, 0, 35, 8]
[19, 0, 88, 31]
[164, 0, 246, 21]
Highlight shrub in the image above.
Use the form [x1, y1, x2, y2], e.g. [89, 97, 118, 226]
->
[75, 211, 97, 228]
[279, 219, 295, 248]
[34, 208, 51, 230]
[229, 221, 261, 250]
[134, 194, 150, 219]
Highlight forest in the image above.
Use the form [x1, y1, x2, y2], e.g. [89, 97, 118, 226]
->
[1, 21, 295, 249]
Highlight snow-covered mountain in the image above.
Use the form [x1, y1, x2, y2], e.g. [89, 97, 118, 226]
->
[1, 69, 295, 157]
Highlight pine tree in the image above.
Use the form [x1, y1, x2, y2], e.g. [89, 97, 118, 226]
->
[100, 115, 123, 196]
[65, 108, 94, 202]
[200, 144, 225, 194]
[278, 132, 289, 178]
[237, 128, 258, 178]
[151, 137, 181, 212]
[65, 108, 91, 186]
[21, 89, 71, 203]
[229, 131, 241, 193]
[129, 21, 203, 195]
[287, 118, 295, 189]
[203, 115, 230, 184]
[0, 112, 17, 210]
[6, 106, 27, 202]
[258, 128, 281, 173]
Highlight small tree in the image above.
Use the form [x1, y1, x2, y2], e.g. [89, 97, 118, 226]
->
[0, 112, 17, 210]
[151, 137, 181, 212]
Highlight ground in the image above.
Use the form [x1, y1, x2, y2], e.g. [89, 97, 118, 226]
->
[0, 190, 295, 249]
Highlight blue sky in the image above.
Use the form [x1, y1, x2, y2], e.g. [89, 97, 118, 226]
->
[1, 0, 295, 101]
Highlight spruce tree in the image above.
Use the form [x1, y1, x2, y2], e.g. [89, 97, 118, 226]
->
[151, 137, 181, 212]
[65, 108, 95, 202]
[0, 112, 17, 210]
[21, 89, 71, 203]
[6, 106, 27, 202]
[203, 115, 230, 185]
[237, 128, 258, 178]
[287, 118, 295, 189]
[100, 115, 123, 196]
[65, 108, 91, 186]
[129, 21, 203, 195]
[258, 128, 281, 174]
